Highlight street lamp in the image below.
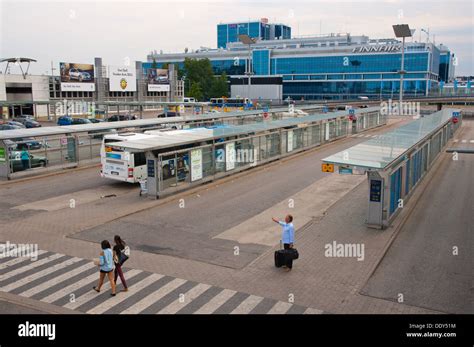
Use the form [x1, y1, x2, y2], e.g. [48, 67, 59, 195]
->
[392, 24, 413, 106]
[238, 34, 256, 101]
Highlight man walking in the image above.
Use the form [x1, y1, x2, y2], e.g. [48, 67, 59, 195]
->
[272, 214, 295, 271]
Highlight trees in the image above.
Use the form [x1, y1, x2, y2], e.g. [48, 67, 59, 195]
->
[188, 81, 203, 101]
[210, 72, 229, 99]
[182, 58, 228, 100]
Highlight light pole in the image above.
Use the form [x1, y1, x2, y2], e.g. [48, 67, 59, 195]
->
[238, 34, 256, 101]
[392, 24, 413, 106]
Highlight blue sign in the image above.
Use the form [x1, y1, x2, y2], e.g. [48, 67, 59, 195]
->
[106, 153, 121, 160]
[339, 166, 353, 175]
[147, 160, 155, 178]
[263, 105, 269, 112]
[349, 109, 355, 115]
[454, 80, 458, 91]
[452, 111, 460, 118]
[323, 106, 328, 113]
[194, 106, 200, 114]
[439, 81, 445, 90]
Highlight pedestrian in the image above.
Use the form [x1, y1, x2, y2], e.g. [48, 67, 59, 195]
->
[93, 240, 117, 296]
[20, 147, 30, 170]
[272, 214, 295, 272]
[113, 235, 129, 292]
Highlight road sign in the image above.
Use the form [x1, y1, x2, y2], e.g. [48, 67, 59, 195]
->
[322, 163, 334, 173]
[339, 166, 353, 174]
[452, 111, 460, 118]
[349, 109, 355, 115]
[323, 106, 328, 113]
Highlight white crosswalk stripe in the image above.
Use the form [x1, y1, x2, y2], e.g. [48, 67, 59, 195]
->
[0, 251, 48, 270]
[193, 289, 237, 314]
[230, 295, 264, 314]
[470, 140, 474, 143]
[41, 271, 100, 304]
[87, 274, 164, 314]
[157, 283, 211, 314]
[461, 140, 467, 143]
[0, 257, 82, 292]
[453, 139, 459, 142]
[63, 269, 142, 310]
[0, 253, 64, 282]
[120, 278, 187, 314]
[19, 262, 96, 298]
[0, 250, 325, 314]
[267, 301, 293, 314]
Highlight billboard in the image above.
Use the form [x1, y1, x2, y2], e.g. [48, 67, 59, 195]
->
[147, 68, 170, 92]
[109, 65, 137, 92]
[60, 62, 95, 91]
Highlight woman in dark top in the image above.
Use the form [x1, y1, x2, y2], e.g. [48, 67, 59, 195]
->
[113, 235, 128, 292]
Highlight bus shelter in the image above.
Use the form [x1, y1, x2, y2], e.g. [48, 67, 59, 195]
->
[322, 108, 462, 229]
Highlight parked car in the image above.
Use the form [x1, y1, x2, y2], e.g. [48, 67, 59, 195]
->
[57, 116, 73, 126]
[69, 68, 92, 82]
[107, 114, 137, 122]
[88, 118, 104, 123]
[6, 120, 26, 128]
[9, 151, 48, 172]
[0, 124, 21, 131]
[70, 118, 92, 125]
[4, 138, 43, 151]
[23, 119, 42, 128]
[12, 114, 34, 123]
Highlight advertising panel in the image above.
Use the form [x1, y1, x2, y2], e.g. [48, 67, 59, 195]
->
[147, 68, 170, 92]
[109, 65, 137, 92]
[190, 149, 203, 181]
[226, 142, 235, 171]
[60, 62, 95, 91]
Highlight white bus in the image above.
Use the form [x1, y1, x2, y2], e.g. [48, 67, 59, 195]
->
[100, 133, 151, 183]
[100, 129, 197, 183]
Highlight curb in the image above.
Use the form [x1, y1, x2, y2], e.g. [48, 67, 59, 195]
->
[0, 291, 80, 315]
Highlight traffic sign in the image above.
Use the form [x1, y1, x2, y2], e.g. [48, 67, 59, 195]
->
[452, 111, 460, 118]
[322, 163, 334, 173]
[349, 109, 355, 115]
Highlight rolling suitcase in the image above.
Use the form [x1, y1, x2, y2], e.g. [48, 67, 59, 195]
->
[274, 249, 286, 268]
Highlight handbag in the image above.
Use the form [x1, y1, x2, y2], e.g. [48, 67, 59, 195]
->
[119, 247, 129, 265]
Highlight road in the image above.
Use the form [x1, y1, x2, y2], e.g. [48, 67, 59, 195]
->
[1, 117, 409, 269]
[362, 119, 474, 313]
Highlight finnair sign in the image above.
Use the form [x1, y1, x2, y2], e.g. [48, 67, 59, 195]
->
[352, 45, 401, 53]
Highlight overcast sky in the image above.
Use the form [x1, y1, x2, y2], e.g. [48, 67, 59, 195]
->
[1, 0, 473, 76]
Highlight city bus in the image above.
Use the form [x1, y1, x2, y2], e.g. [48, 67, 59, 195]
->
[100, 133, 150, 183]
[100, 126, 232, 183]
[210, 97, 251, 108]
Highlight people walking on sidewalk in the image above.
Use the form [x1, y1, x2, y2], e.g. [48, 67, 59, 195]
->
[113, 235, 129, 292]
[93, 240, 116, 296]
[272, 214, 295, 271]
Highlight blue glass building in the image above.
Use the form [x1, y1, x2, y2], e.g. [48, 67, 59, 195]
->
[217, 18, 291, 48]
[147, 21, 455, 100]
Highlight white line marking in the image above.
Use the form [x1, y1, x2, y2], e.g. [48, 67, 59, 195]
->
[0, 257, 82, 292]
[87, 273, 163, 314]
[230, 295, 264, 314]
[193, 289, 237, 314]
[157, 283, 212, 314]
[0, 254, 64, 282]
[120, 278, 187, 314]
[267, 301, 293, 314]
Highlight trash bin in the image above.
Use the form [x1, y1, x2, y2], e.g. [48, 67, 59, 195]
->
[139, 179, 147, 196]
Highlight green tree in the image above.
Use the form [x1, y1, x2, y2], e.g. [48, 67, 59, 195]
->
[183, 58, 215, 100]
[188, 81, 203, 101]
[210, 72, 229, 98]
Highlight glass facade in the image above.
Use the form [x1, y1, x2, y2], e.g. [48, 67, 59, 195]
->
[253, 50, 270, 75]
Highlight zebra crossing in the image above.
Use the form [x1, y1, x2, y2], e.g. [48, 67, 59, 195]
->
[0, 251, 323, 315]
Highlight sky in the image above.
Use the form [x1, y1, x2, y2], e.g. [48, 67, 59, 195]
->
[0, 0, 473, 76]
